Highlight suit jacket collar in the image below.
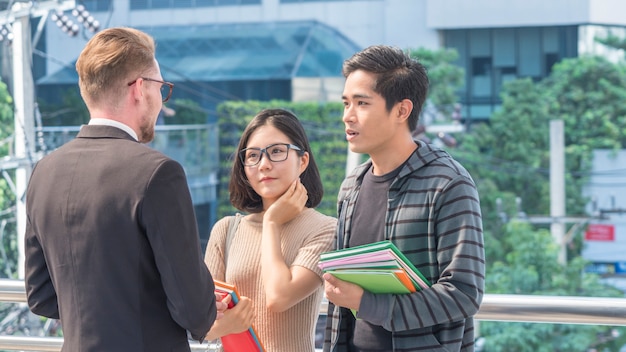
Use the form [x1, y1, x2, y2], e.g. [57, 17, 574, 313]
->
[76, 125, 138, 142]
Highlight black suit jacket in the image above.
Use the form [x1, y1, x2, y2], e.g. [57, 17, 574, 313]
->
[24, 125, 217, 351]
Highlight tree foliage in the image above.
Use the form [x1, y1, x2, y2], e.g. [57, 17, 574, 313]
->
[37, 87, 88, 126]
[0, 78, 17, 278]
[0, 80, 13, 156]
[409, 47, 464, 117]
[595, 33, 626, 51]
[457, 55, 626, 222]
[161, 99, 208, 125]
[453, 55, 626, 351]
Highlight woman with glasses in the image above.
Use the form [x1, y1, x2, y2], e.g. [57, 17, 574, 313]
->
[204, 108, 336, 351]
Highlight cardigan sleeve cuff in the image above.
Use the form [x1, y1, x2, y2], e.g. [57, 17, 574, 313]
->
[356, 291, 393, 327]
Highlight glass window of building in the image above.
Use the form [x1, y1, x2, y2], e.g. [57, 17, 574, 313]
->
[493, 29, 516, 96]
[130, 0, 260, 9]
[444, 26, 578, 121]
[82, 0, 113, 11]
[518, 27, 541, 78]
[469, 29, 492, 100]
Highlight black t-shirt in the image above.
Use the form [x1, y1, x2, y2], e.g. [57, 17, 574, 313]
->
[347, 163, 402, 352]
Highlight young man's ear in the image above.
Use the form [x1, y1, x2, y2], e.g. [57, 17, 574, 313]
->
[395, 99, 414, 125]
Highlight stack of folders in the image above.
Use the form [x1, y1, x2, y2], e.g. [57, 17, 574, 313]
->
[318, 240, 431, 294]
[214, 280, 265, 352]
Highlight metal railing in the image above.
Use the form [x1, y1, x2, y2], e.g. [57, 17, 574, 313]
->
[2, 278, 626, 351]
[0, 279, 217, 351]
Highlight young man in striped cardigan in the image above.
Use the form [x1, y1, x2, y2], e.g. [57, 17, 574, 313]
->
[323, 45, 485, 352]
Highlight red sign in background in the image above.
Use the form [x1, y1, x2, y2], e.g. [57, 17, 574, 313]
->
[585, 224, 615, 241]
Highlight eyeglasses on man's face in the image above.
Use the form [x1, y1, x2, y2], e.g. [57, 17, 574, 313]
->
[239, 143, 303, 167]
[127, 77, 174, 103]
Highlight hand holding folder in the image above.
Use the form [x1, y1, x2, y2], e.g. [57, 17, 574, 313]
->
[320, 241, 432, 317]
[214, 280, 265, 352]
[319, 240, 431, 295]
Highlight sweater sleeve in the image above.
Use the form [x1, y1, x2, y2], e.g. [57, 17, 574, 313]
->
[204, 216, 231, 282]
[291, 213, 337, 278]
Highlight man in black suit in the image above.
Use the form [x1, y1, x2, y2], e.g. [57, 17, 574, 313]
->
[24, 27, 225, 351]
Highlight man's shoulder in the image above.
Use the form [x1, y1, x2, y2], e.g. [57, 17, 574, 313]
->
[410, 142, 473, 179]
[338, 161, 371, 200]
[344, 160, 372, 183]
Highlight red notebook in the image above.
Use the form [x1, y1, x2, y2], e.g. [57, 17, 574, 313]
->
[214, 280, 265, 352]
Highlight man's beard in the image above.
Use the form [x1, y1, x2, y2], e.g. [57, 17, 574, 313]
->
[139, 113, 155, 143]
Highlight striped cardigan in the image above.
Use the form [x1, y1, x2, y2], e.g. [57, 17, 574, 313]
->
[324, 140, 485, 352]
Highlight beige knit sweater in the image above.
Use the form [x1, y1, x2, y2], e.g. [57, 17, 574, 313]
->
[205, 208, 336, 352]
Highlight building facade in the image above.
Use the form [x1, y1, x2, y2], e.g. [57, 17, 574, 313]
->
[29, 0, 625, 122]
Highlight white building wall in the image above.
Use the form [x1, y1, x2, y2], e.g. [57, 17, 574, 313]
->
[588, 0, 626, 26]
[426, 0, 626, 29]
[385, 0, 439, 49]
[582, 150, 626, 266]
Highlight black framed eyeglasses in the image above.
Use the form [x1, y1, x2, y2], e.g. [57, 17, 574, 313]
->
[127, 77, 174, 103]
[239, 143, 303, 167]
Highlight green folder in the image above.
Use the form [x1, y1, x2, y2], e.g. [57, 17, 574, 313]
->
[325, 269, 413, 294]
[319, 240, 431, 290]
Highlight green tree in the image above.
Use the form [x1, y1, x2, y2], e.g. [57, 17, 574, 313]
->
[38, 87, 88, 126]
[409, 47, 464, 141]
[410, 47, 464, 117]
[161, 99, 208, 125]
[456, 55, 626, 226]
[0, 78, 17, 278]
[452, 55, 626, 351]
[595, 32, 626, 51]
[458, 77, 551, 216]
[0, 80, 13, 156]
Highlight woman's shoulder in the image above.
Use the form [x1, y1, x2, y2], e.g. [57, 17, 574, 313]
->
[297, 209, 337, 235]
[213, 215, 233, 228]
[302, 208, 337, 224]
[210, 214, 244, 235]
